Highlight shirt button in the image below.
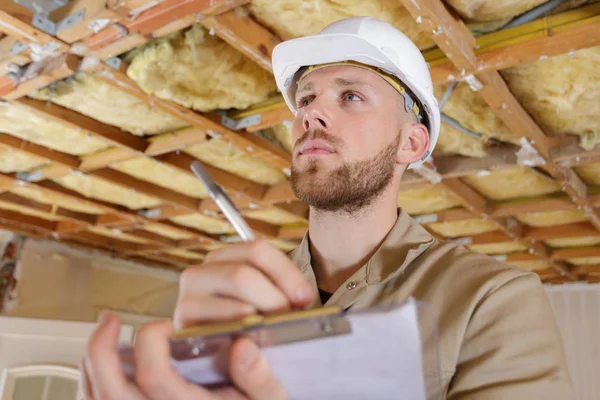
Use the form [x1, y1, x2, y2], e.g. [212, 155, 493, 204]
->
[346, 281, 357, 290]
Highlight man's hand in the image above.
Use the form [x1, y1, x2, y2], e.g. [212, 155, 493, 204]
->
[174, 239, 315, 329]
[82, 312, 289, 399]
[82, 240, 314, 399]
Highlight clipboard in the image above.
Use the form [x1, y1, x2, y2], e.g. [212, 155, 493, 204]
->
[118, 298, 443, 400]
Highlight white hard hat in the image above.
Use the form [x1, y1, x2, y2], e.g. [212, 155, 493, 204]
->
[271, 16, 440, 168]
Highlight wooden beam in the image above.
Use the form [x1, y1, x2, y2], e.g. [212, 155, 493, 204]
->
[475, 70, 552, 159]
[82, 0, 250, 53]
[0, 53, 79, 100]
[0, 10, 68, 48]
[551, 246, 600, 261]
[398, 0, 476, 72]
[428, 5, 600, 83]
[244, 106, 294, 133]
[144, 127, 206, 156]
[200, 8, 279, 72]
[441, 178, 487, 214]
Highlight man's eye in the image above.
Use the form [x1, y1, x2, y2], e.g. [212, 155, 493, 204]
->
[344, 93, 361, 101]
[297, 96, 313, 108]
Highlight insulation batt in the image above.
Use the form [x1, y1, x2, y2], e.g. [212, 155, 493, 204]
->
[249, 0, 436, 50]
[427, 218, 499, 237]
[52, 172, 163, 210]
[397, 185, 462, 214]
[170, 213, 236, 235]
[9, 185, 105, 214]
[111, 157, 209, 199]
[31, 74, 188, 136]
[126, 24, 276, 112]
[468, 242, 527, 255]
[515, 209, 587, 227]
[545, 236, 600, 248]
[0, 147, 47, 173]
[502, 46, 600, 148]
[433, 83, 519, 157]
[0, 103, 109, 155]
[184, 139, 286, 185]
[462, 166, 560, 200]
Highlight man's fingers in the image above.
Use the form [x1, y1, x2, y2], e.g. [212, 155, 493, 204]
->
[174, 295, 257, 329]
[228, 337, 288, 400]
[133, 320, 211, 400]
[86, 312, 134, 399]
[80, 358, 94, 400]
[204, 240, 314, 306]
[179, 263, 291, 313]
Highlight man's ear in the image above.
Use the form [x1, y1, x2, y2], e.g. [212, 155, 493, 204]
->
[396, 124, 430, 165]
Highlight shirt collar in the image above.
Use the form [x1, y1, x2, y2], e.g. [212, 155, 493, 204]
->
[289, 208, 435, 285]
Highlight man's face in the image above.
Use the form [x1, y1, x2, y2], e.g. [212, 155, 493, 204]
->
[289, 65, 412, 213]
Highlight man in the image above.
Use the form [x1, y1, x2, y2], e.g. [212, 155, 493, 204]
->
[82, 17, 575, 399]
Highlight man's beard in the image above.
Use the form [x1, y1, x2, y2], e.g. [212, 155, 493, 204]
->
[290, 129, 400, 214]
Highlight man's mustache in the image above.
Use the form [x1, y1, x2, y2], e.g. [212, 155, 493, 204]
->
[293, 129, 344, 154]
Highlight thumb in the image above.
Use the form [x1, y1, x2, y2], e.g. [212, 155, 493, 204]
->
[228, 338, 288, 400]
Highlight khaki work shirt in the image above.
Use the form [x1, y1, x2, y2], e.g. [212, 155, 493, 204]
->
[289, 209, 576, 399]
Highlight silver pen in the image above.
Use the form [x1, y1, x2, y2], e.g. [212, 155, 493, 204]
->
[190, 160, 256, 242]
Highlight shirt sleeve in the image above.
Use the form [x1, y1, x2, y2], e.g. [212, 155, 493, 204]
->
[446, 272, 577, 400]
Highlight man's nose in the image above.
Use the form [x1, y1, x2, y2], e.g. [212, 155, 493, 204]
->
[302, 101, 330, 131]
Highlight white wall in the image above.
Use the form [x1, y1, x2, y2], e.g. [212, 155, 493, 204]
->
[545, 283, 600, 400]
[4, 237, 179, 325]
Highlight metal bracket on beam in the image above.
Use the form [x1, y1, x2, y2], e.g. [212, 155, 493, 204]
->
[219, 111, 262, 130]
[31, 7, 84, 35]
[104, 56, 122, 70]
[138, 208, 162, 218]
[12, 0, 70, 15]
[9, 41, 28, 57]
[16, 170, 44, 182]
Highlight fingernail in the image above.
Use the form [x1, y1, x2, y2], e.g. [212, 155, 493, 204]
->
[236, 340, 259, 372]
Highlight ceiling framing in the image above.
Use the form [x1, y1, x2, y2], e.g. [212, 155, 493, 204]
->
[0, 0, 599, 284]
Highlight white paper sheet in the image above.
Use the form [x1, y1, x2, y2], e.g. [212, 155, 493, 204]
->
[172, 299, 432, 400]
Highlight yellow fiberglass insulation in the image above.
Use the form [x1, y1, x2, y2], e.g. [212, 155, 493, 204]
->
[30, 73, 188, 136]
[507, 260, 550, 271]
[164, 248, 205, 261]
[126, 24, 276, 112]
[515, 209, 587, 227]
[141, 223, 196, 240]
[0, 103, 110, 156]
[433, 82, 520, 157]
[243, 207, 307, 225]
[184, 138, 287, 185]
[88, 226, 152, 244]
[248, 0, 436, 50]
[0, 147, 47, 173]
[261, 123, 294, 153]
[567, 256, 600, 265]
[501, 46, 600, 143]
[574, 162, 600, 185]
[468, 241, 527, 255]
[427, 218, 499, 238]
[397, 185, 462, 215]
[445, 0, 547, 21]
[170, 213, 236, 235]
[9, 185, 105, 214]
[52, 172, 163, 210]
[545, 236, 600, 248]
[0, 200, 66, 221]
[462, 166, 561, 200]
[111, 157, 208, 199]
